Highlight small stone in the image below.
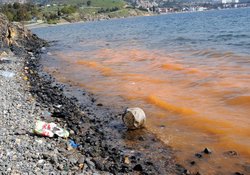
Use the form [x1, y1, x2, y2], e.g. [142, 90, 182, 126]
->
[28, 52, 34, 56]
[124, 156, 130, 164]
[195, 153, 202, 158]
[190, 161, 196, 165]
[203, 148, 212, 154]
[38, 159, 44, 164]
[77, 156, 85, 164]
[69, 155, 78, 165]
[224, 150, 237, 157]
[71, 166, 78, 171]
[85, 158, 95, 169]
[184, 169, 191, 175]
[35, 139, 43, 144]
[79, 163, 84, 169]
[133, 164, 143, 171]
[138, 136, 145, 141]
[234, 172, 244, 175]
[67, 146, 73, 151]
[57, 164, 64, 170]
[69, 130, 75, 135]
[14, 129, 26, 135]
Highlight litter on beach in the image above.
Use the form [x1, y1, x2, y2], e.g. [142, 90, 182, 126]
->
[33, 120, 69, 138]
[0, 70, 15, 78]
[69, 139, 80, 148]
[122, 107, 146, 130]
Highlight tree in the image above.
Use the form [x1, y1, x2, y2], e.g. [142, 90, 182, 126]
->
[87, 0, 91, 6]
[5, 11, 14, 21]
[61, 5, 77, 15]
[13, 2, 20, 9]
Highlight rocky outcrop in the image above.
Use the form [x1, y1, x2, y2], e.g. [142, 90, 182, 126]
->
[0, 13, 46, 54]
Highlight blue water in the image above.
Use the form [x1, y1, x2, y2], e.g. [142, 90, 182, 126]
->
[33, 8, 250, 58]
[32, 8, 250, 175]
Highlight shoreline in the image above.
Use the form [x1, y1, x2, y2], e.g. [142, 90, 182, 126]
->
[26, 45, 182, 174]
[0, 14, 185, 174]
[26, 7, 250, 30]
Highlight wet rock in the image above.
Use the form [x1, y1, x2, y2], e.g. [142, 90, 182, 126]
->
[57, 164, 64, 171]
[234, 172, 244, 175]
[14, 129, 27, 135]
[133, 164, 143, 171]
[224, 150, 238, 157]
[124, 156, 130, 165]
[85, 158, 95, 169]
[203, 148, 212, 154]
[183, 169, 191, 175]
[93, 159, 104, 170]
[190, 161, 196, 165]
[195, 153, 202, 158]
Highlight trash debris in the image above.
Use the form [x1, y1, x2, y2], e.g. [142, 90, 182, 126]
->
[55, 105, 62, 109]
[33, 120, 69, 138]
[122, 107, 146, 130]
[42, 111, 52, 118]
[0, 70, 15, 78]
[69, 139, 80, 148]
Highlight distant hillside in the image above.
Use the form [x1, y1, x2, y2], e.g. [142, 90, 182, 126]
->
[0, 0, 28, 3]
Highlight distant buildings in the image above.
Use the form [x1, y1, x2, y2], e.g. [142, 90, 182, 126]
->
[222, 0, 239, 3]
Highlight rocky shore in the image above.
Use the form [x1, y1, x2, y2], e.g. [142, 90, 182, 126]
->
[0, 14, 187, 174]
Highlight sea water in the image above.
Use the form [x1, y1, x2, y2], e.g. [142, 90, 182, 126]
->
[33, 8, 250, 174]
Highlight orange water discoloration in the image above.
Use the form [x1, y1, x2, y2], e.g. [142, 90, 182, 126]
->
[146, 95, 197, 116]
[42, 47, 250, 175]
[226, 96, 250, 106]
[161, 63, 185, 71]
[76, 60, 113, 76]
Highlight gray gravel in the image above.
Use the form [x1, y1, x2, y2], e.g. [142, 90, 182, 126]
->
[0, 51, 105, 175]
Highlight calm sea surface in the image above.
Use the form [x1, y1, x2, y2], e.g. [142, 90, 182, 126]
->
[33, 8, 250, 174]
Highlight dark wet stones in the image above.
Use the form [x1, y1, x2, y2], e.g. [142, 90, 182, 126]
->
[190, 161, 196, 165]
[183, 169, 191, 175]
[203, 148, 212, 154]
[195, 153, 202, 158]
[133, 164, 143, 171]
[234, 172, 244, 175]
[176, 164, 190, 175]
